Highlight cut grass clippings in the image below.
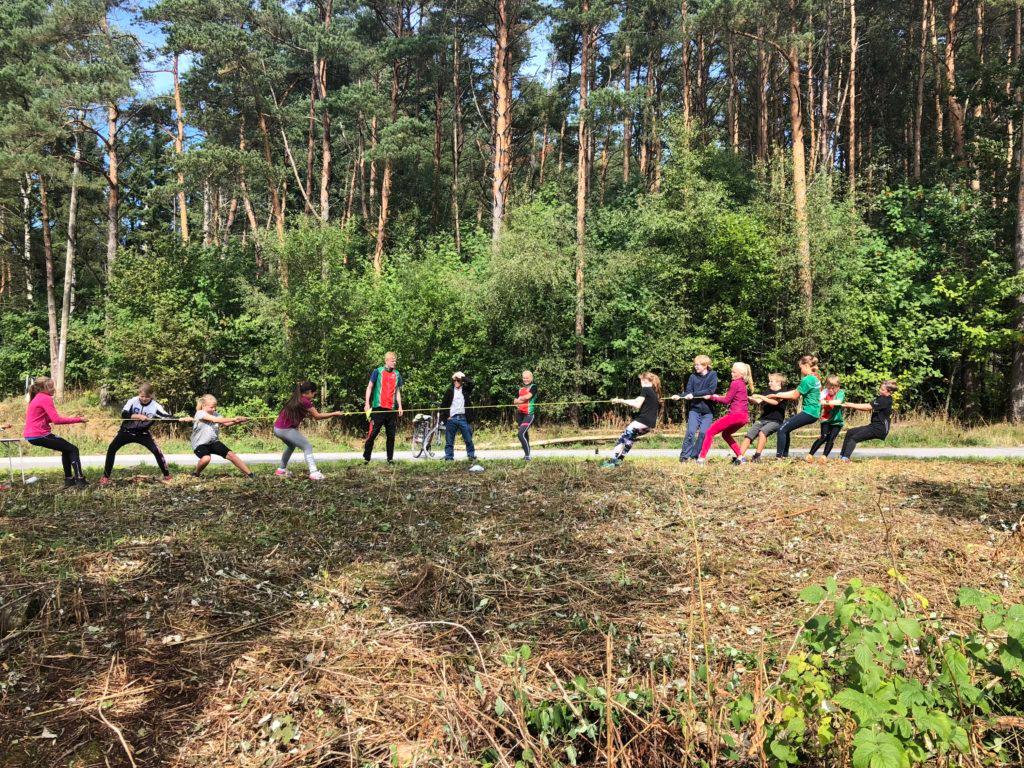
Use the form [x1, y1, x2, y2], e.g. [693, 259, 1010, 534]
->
[1, 458, 1024, 766]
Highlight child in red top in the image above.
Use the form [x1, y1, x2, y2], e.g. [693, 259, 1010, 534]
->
[273, 381, 343, 480]
[23, 377, 89, 487]
[691, 362, 753, 464]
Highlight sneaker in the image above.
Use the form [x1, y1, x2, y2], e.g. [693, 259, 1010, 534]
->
[818, 456, 828, 464]
[731, 456, 747, 465]
[74, 477, 89, 487]
[274, 468, 292, 478]
[839, 456, 851, 462]
[523, 455, 532, 461]
[751, 454, 762, 463]
[804, 454, 815, 463]
[695, 458, 706, 465]
[63, 478, 77, 488]
[469, 463, 485, 473]
[159, 475, 174, 485]
[244, 473, 255, 480]
[309, 470, 325, 481]
[99, 476, 112, 487]
[679, 456, 692, 463]
[599, 458, 621, 469]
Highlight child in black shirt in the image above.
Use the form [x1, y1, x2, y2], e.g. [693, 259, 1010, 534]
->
[602, 372, 662, 468]
[739, 372, 788, 462]
[833, 380, 897, 460]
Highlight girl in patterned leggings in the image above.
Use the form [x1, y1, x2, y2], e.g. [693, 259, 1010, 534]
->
[602, 372, 662, 468]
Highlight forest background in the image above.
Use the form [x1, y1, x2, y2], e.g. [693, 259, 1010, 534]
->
[1, 0, 1023, 423]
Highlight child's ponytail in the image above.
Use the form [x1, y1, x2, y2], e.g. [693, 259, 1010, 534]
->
[798, 355, 819, 375]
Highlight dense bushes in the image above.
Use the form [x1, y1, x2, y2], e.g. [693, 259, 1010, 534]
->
[0, 143, 1018, 420]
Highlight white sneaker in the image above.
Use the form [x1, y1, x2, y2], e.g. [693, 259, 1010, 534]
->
[309, 471, 325, 481]
[275, 468, 292, 478]
[469, 463, 485, 473]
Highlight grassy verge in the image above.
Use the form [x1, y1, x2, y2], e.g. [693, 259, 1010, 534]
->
[2, 460, 1024, 766]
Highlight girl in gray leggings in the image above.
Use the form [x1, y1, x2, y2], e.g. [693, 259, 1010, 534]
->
[273, 381, 343, 480]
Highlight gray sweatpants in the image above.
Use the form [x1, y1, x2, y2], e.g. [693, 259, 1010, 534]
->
[274, 427, 317, 472]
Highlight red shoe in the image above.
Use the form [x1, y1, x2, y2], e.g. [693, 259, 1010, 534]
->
[99, 476, 111, 487]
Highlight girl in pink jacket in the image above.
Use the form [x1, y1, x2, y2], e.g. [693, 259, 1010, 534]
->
[24, 377, 88, 487]
[687, 362, 754, 464]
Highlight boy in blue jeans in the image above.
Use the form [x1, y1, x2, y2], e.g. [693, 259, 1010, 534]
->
[671, 355, 718, 461]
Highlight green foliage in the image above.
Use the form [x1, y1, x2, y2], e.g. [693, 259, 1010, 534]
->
[477, 581, 1024, 767]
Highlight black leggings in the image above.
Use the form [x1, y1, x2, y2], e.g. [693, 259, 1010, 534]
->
[775, 411, 818, 457]
[840, 423, 888, 459]
[363, 409, 397, 461]
[517, 413, 535, 456]
[27, 434, 83, 479]
[809, 422, 842, 457]
[104, 431, 171, 477]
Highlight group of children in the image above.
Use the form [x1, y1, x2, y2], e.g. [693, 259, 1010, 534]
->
[602, 354, 897, 467]
[11, 352, 894, 486]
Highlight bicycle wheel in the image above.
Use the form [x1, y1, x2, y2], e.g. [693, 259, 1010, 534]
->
[411, 420, 427, 458]
[425, 423, 442, 458]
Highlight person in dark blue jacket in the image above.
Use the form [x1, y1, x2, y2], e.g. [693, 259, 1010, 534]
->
[671, 355, 718, 461]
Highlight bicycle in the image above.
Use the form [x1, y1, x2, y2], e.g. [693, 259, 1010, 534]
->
[411, 410, 444, 458]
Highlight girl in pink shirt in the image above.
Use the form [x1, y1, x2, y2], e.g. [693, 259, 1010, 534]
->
[23, 377, 89, 487]
[689, 362, 753, 464]
[273, 381, 343, 480]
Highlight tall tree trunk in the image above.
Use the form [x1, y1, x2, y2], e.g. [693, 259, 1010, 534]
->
[695, 33, 705, 123]
[575, 2, 593, 416]
[172, 54, 190, 243]
[757, 32, 769, 163]
[945, 0, 965, 158]
[491, 0, 514, 244]
[106, 102, 119, 276]
[305, 72, 317, 213]
[623, 44, 631, 182]
[643, 51, 656, 187]
[257, 110, 286, 243]
[39, 175, 58, 371]
[969, 0, 984, 191]
[55, 125, 83, 400]
[1009, 4, 1024, 420]
[451, 17, 463, 254]
[847, 0, 857, 194]
[788, 7, 813, 315]
[819, 11, 832, 169]
[432, 45, 446, 225]
[807, 24, 817, 176]
[318, 53, 331, 221]
[343, 157, 357, 227]
[727, 36, 739, 153]
[680, 0, 690, 129]
[202, 179, 212, 245]
[237, 123, 261, 246]
[374, 57, 402, 272]
[19, 175, 33, 306]
[913, 0, 929, 180]
[369, 114, 378, 215]
[930, 0, 944, 156]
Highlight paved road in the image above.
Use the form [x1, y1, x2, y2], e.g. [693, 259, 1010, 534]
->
[2, 445, 1023, 475]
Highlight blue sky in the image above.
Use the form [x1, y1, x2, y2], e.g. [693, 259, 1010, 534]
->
[111, 1, 553, 99]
